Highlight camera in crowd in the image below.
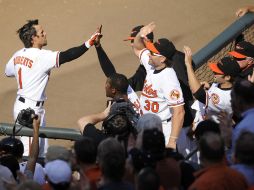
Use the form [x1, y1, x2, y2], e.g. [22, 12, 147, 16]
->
[103, 98, 139, 142]
[17, 108, 38, 128]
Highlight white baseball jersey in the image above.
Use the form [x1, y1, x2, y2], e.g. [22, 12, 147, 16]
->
[127, 85, 142, 115]
[5, 48, 60, 157]
[192, 83, 232, 124]
[205, 83, 232, 122]
[5, 48, 60, 101]
[139, 49, 184, 121]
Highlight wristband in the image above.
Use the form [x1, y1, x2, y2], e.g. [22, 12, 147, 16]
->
[85, 41, 91, 49]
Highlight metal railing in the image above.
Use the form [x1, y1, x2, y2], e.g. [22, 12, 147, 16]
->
[0, 123, 82, 141]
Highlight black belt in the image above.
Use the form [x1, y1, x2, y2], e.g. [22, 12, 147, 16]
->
[18, 97, 44, 107]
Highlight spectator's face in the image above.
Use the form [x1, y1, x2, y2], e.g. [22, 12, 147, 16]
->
[148, 52, 165, 68]
[105, 79, 114, 98]
[213, 73, 226, 84]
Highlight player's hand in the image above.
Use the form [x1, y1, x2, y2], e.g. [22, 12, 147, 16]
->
[32, 115, 41, 132]
[85, 27, 102, 48]
[94, 25, 103, 47]
[200, 81, 210, 89]
[236, 7, 249, 17]
[140, 22, 156, 40]
[183, 46, 193, 67]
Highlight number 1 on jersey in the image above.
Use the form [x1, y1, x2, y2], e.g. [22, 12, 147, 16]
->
[18, 67, 23, 89]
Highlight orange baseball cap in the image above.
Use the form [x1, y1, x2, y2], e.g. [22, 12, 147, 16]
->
[209, 57, 241, 77]
[145, 38, 176, 60]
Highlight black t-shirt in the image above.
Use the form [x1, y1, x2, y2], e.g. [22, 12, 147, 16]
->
[82, 123, 106, 146]
[238, 65, 254, 79]
[171, 51, 195, 126]
[98, 181, 135, 190]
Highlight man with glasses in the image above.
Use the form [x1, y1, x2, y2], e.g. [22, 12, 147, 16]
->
[133, 22, 185, 150]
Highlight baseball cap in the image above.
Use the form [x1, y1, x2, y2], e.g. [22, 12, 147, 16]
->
[145, 38, 176, 60]
[45, 159, 72, 184]
[228, 41, 254, 58]
[208, 56, 241, 77]
[123, 25, 154, 42]
[45, 146, 70, 163]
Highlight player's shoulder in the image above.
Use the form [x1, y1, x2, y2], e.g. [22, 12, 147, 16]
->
[163, 67, 178, 77]
[39, 48, 56, 54]
[139, 48, 150, 59]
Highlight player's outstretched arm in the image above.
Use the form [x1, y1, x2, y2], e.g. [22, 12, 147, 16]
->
[236, 5, 254, 17]
[183, 46, 202, 94]
[94, 25, 117, 77]
[24, 115, 40, 179]
[77, 101, 111, 134]
[59, 28, 101, 65]
[133, 22, 156, 57]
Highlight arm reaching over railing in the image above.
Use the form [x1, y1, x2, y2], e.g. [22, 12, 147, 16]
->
[236, 5, 254, 17]
[24, 115, 40, 179]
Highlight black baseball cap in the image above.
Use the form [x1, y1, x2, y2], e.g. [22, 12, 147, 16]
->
[209, 56, 241, 77]
[123, 25, 154, 42]
[229, 41, 254, 58]
[145, 38, 176, 60]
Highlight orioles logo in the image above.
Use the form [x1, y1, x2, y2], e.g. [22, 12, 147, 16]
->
[211, 93, 220, 105]
[142, 80, 158, 98]
[170, 89, 180, 100]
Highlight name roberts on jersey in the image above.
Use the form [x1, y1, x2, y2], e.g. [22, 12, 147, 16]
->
[14, 56, 33, 68]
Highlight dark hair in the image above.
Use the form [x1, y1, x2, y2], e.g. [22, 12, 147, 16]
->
[199, 132, 224, 163]
[142, 128, 165, 162]
[74, 137, 97, 164]
[194, 119, 220, 141]
[48, 181, 70, 190]
[108, 73, 129, 95]
[17, 19, 38, 48]
[137, 167, 160, 190]
[235, 131, 254, 165]
[130, 129, 165, 172]
[232, 79, 254, 106]
[164, 58, 174, 67]
[100, 151, 125, 181]
[0, 137, 24, 159]
[97, 138, 126, 181]
[0, 154, 20, 180]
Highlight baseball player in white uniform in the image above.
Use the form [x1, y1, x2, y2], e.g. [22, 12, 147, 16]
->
[133, 23, 185, 149]
[5, 19, 101, 157]
[183, 46, 241, 127]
